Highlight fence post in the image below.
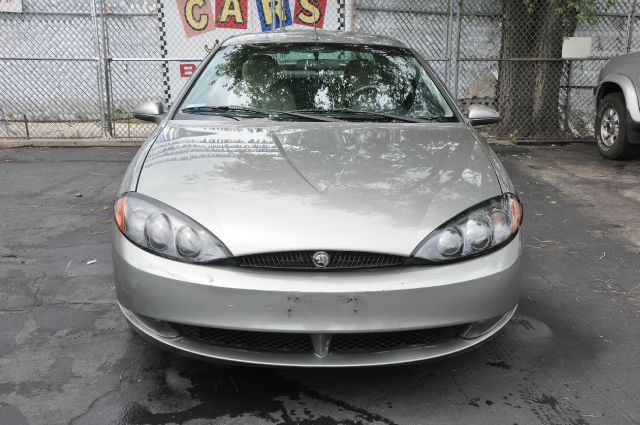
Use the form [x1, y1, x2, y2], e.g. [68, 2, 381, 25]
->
[280, 0, 286, 31]
[271, 0, 276, 31]
[626, 0, 637, 53]
[444, 0, 455, 89]
[99, 0, 114, 138]
[452, 0, 462, 101]
[90, 0, 107, 138]
[100, 0, 114, 137]
[563, 60, 571, 131]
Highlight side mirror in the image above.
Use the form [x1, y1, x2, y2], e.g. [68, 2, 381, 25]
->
[133, 101, 166, 124]
[467, 104, 500, 126]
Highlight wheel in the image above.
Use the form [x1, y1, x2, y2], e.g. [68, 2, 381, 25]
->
[595, 92, 637, 160]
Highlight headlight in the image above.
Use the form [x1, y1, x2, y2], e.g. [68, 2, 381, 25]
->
[412, 193, 523, 262]
[114, 192, 231, 263]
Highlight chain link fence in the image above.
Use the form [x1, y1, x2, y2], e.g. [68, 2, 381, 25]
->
[0, 0, 104, 138]
[1, 0, 639, 141]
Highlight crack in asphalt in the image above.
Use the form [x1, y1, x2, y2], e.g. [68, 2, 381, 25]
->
[0, 276, 43, 314]
[66, 379, 123, 425]
[0, 271, 114, 314]
[296, 386, 399, 425]
[0, 301, 116, 314]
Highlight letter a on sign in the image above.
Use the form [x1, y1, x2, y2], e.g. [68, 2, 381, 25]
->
[177, 0, 215, 38]
[216, 0, 248, 28]
[293, 0, 326, 28]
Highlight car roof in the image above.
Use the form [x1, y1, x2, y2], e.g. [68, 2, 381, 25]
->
[220, 30, 409, 49]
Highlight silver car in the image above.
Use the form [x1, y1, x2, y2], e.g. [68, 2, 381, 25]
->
[113, 31, 523, 367]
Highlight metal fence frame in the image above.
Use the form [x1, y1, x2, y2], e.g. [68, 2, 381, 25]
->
[1, 4, 106, 138]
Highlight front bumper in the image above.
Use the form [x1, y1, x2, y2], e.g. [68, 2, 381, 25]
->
[113, 230, 522, 366]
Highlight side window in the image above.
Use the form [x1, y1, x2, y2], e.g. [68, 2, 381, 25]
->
[410, 65, 451, 117]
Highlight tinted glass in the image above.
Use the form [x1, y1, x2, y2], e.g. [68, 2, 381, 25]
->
[180, 43, 455, 121]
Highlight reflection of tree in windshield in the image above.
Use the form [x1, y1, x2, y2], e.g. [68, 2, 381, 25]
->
[182, 43, 454, 118]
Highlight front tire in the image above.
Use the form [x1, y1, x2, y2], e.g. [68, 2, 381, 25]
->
[596, 93, 637, 160]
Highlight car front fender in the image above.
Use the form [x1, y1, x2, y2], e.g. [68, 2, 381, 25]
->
[596, 74, 640, 123]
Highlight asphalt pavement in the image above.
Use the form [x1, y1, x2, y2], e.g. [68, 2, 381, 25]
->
[0, 143, 639, 425]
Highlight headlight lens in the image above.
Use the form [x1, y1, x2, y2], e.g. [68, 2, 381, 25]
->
[436, 228, 463, 256]
[145, 212, 172, 251]
[114, 192, 231, 263]
[176, 226, 201, 258]
[412, 193, 523, 262]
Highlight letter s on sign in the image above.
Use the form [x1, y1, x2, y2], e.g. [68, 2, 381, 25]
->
[293, 0, 326, 28]
[185, 0, 209, 31]
[296, 0, 320, 24]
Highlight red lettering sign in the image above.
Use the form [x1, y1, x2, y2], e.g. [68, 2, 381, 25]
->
[177, 0, 215, 38]
[180, 63, 198, 78]
[216, 0, 248, 28]
[293, 0, 326, 28]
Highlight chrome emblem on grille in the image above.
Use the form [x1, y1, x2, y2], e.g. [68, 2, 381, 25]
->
[312, 251, 330, 268]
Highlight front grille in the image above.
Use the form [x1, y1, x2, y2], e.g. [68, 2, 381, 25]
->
[173, 324, 313, 353]
[235, 250, 406, 270]
[331, 325, 468, 353]
[171, 323, 467, 355]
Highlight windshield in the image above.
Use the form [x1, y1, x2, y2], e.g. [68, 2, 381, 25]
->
[178, 43, 456, 122]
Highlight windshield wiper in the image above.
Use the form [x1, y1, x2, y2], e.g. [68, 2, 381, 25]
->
[413, 115, 458, 122]
[295, 108, 432, 123]
[181, 105, 338, 122]
[181, 105, 266, 116]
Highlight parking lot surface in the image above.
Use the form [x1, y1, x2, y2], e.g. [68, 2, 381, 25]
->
[1, 143, 639, 425]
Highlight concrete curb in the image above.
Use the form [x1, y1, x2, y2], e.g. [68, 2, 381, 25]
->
[0, 139, 145, 148]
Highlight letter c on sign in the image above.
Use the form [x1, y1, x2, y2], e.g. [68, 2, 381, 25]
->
[185, 0, 209, 31]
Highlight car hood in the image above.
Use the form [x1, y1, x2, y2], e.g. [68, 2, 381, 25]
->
[137, 120, 501, 256]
